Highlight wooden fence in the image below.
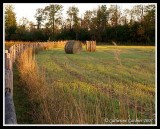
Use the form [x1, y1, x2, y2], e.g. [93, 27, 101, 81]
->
[4, 41, 66, 124]
[4, 40, 96, 124]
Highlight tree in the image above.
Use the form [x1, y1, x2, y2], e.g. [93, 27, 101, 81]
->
[108, 5, 121, 26]
[124, 8, 135, 25]
[5, 5, 17, 40]
[66, 6, 79, 30]
[108, 5, 121, 41]
[43, 4, 63, 40]
[143, 4, 155, 44]
[119, 15, 127, 25]
[19, 17, 29, 29]
[66, 6, 80, 39]
[34, 8, 45, 29]
[28, 21, 36, 31]
[132, 5, 145, 23]
[97, 5, 109, 41]
[96, 5, 108, 30]
[4, 4, 155, 45]
[144, 4, 155, 26]
[81, 10, 93, 30]
[100, 5, 109, 30]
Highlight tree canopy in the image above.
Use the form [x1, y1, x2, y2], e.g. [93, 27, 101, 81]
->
[4, 4, 156, 45]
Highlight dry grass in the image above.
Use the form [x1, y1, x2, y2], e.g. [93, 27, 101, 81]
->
[5, 41, 67, 51]
[16, 48, 51, 123]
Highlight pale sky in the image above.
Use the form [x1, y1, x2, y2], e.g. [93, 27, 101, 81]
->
[4, 3, 153, 25]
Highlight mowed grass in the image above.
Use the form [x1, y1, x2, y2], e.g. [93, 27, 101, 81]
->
[33, 45, 155, 124]
[13, 45, 155, 124]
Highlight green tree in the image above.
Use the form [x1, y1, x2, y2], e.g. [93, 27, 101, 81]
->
[5, 5, 17, 40]
[96, 5, 108, 30]
[143, 4, 155, 44]
[43, 4, 63, 40]
[34, 8, 45, 29]
[144, 4, 155, 26]
[66, 6, 80, 39]
[96, 5, 109, 41]
[81, 10, 93, 30]
[66, 6, 79, 29]
[89, 9, 97, 40]
[108, 5, 121, 41]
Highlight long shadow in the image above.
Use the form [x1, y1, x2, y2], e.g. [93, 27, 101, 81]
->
[13, 63, 34, 124]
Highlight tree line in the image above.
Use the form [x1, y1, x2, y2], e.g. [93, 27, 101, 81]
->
[5, 4, 155, 45]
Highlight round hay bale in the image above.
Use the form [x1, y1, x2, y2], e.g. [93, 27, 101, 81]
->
[65, 40, 82, 54]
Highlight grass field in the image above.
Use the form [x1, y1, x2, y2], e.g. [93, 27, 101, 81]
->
[13, 45, 155, 124]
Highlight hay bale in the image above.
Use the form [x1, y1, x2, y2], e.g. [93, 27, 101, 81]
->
[86, 41, 96, 52]
[65, 40, 82, 54]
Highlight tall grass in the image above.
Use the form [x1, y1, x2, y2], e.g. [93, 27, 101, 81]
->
[16, 48, 51, 123]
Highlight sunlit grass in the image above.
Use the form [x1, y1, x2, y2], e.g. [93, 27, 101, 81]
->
[35, 45, 155, 124]
[14, 45, 155, 124]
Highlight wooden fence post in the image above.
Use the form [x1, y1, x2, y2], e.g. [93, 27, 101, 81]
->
[5, 50, 12, 71]
[89, 41, 91, 52]
[8, 46, 13, 64]
[86, 41, 88, 51]
[5, 69, 13, 97]
[91, 41, 93, 51]
[5, 50, 13, 96]
[19, 44, 21, 55]
[5, 91, 17, 124]
[21, 44, 23, 54]
[18, 44, 20, 56]
[15, 45, 17, 58]
[23, 44, 26, 52]
[12, 45, 16, 63]
[94, 41, 96, 52]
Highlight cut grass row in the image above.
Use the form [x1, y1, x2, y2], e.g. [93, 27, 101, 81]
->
[13, 45, 155, 124]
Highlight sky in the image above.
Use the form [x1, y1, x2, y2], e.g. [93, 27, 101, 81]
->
[4, 3, 153, 25]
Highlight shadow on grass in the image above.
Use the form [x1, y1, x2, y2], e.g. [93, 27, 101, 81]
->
[13, 63, 33, 124]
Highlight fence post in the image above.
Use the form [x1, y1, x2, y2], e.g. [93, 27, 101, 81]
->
[89, 41, 91, 52]
[5, 69, 13, 97]
[5, 50, 13, 95]
[12, 45, 16, 63]
[8, 47, 12, 64]
[15, 45, 17, 58]
[5, 45, 19, 124]
[18, 44, 20, 56]
[5, 50, 12, 71]
[5, 91, 17, 124]
[20, 44, 23, 54]
[91, 41, 92, 52]
[94, 41, 96, 52]
[86, 41, 88, 51]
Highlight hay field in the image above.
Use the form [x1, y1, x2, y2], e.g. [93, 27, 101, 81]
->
[13, 45, 155, 124]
